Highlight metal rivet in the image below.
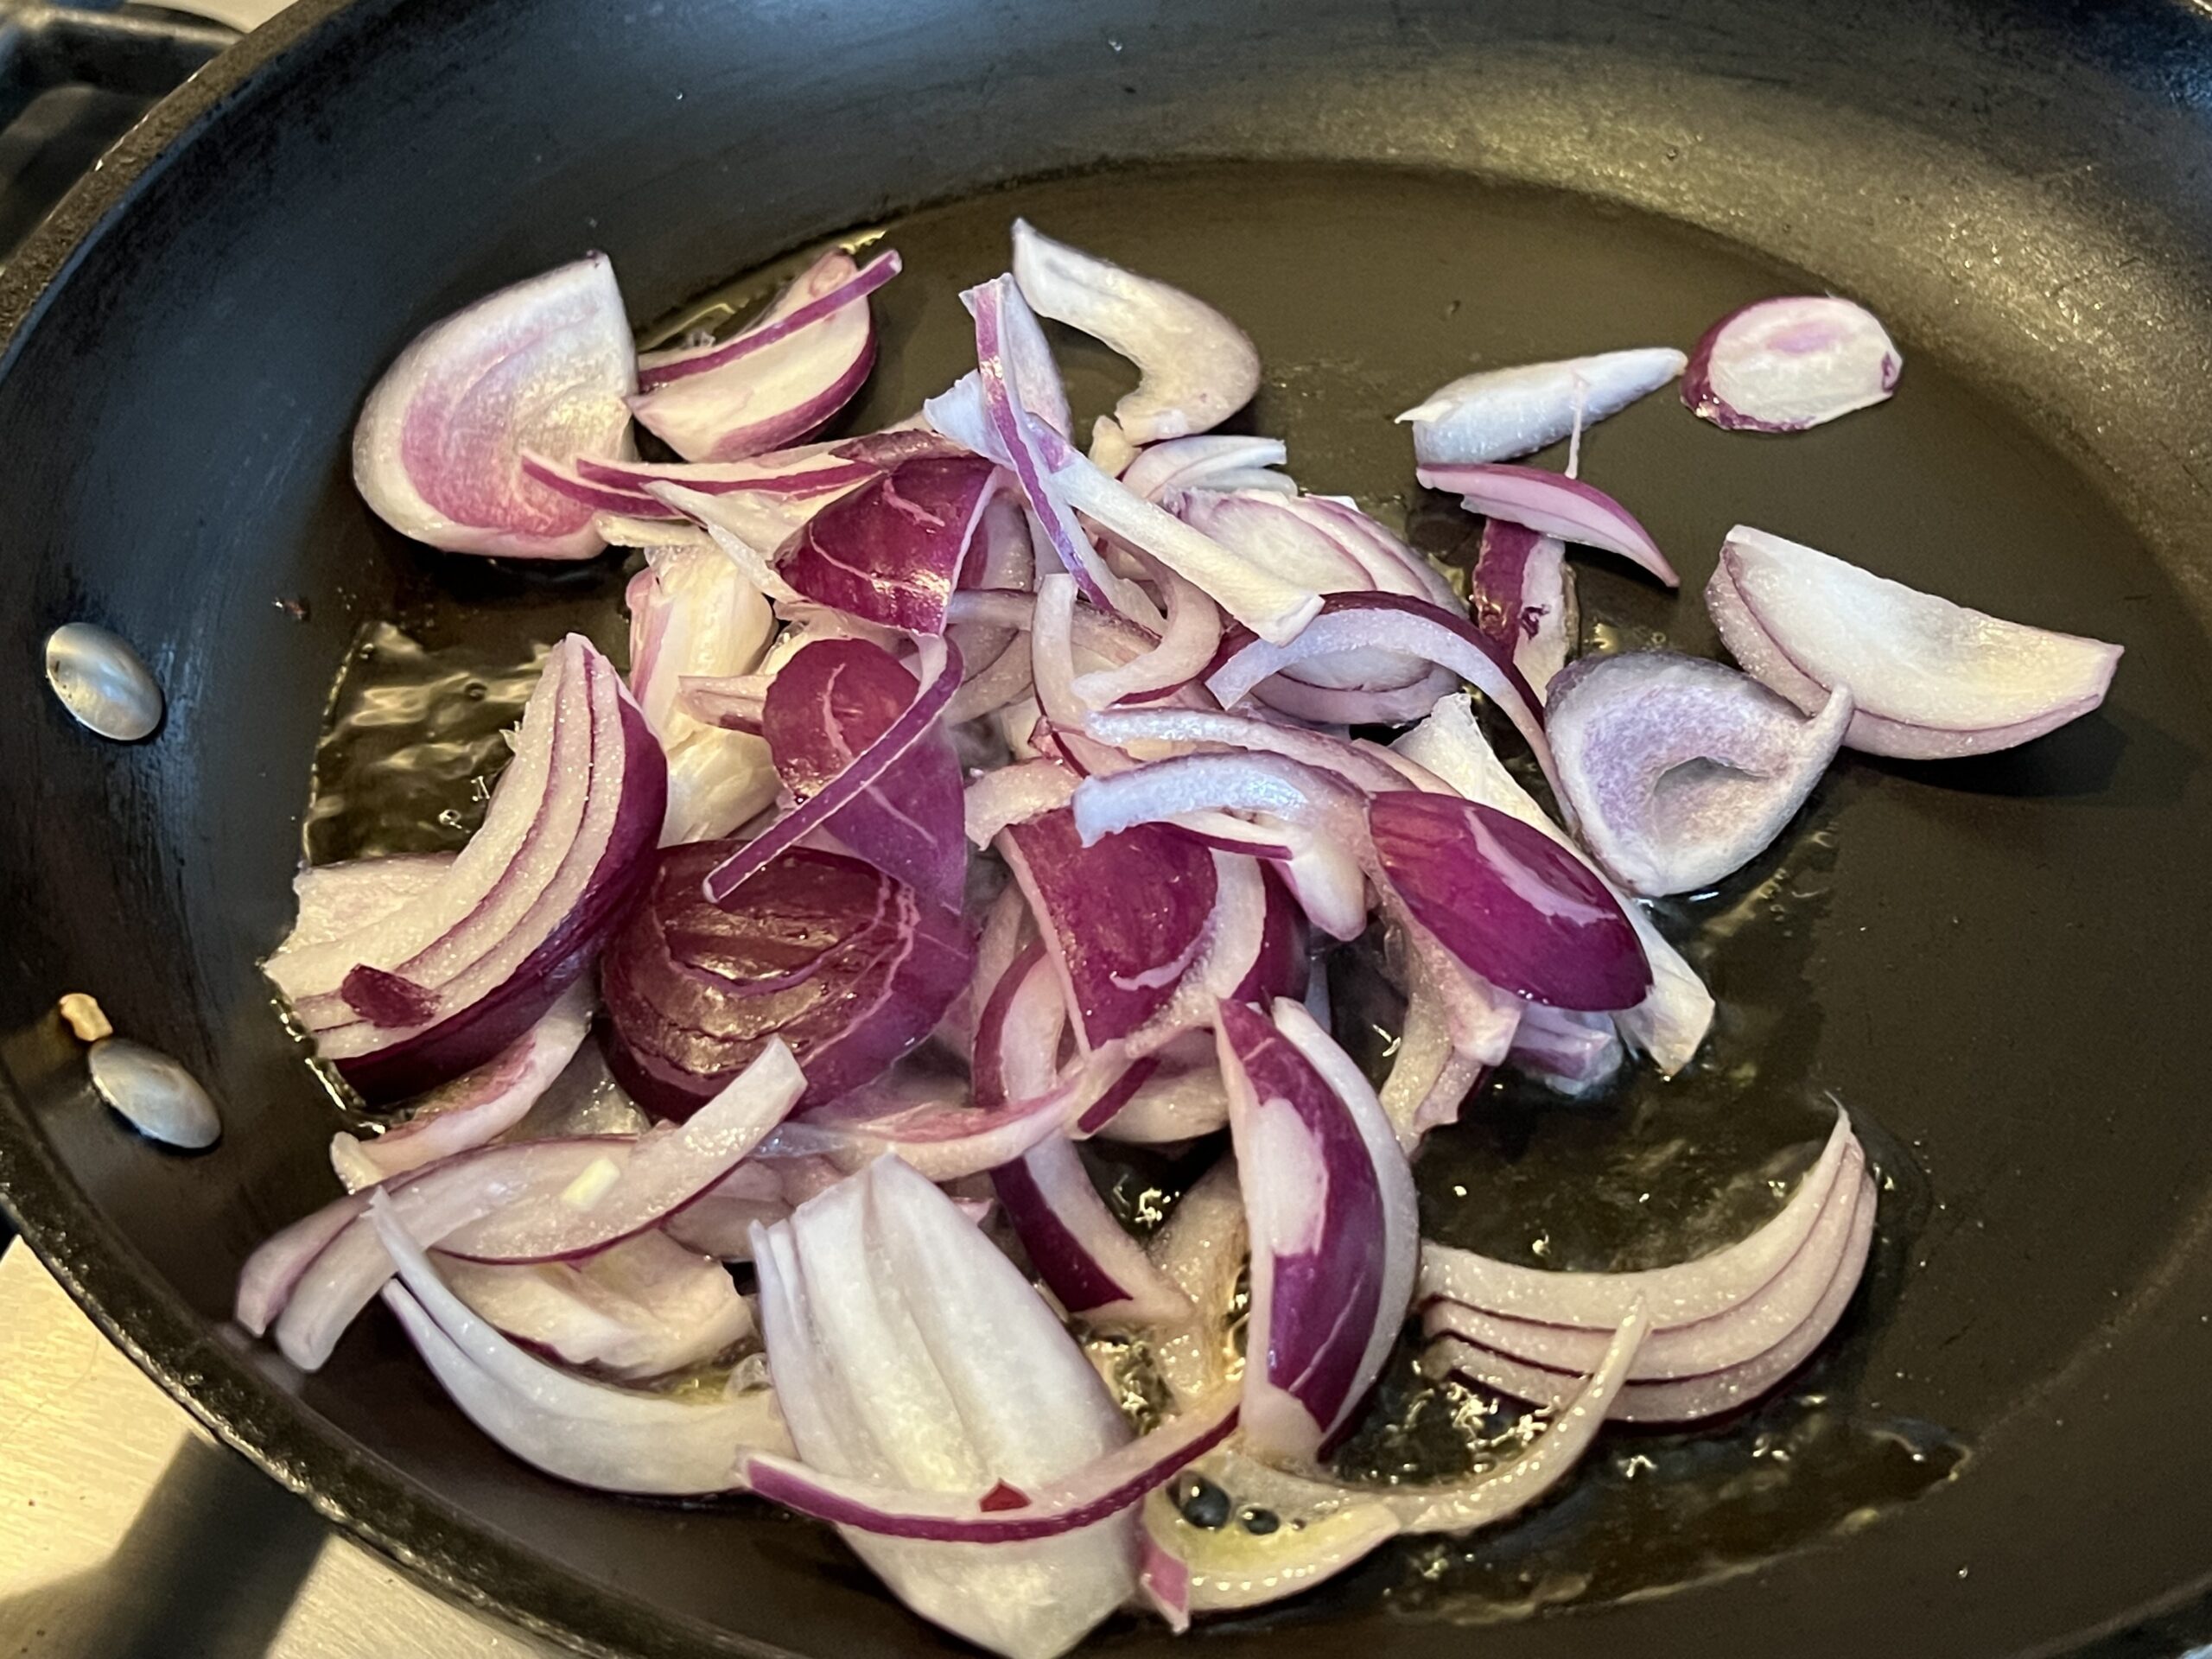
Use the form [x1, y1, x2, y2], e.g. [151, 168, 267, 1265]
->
[87, 1037, 219, 1150]
[45, 622, 163, 741]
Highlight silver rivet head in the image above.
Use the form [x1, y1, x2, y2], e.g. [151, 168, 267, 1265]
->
[45, 622, 163, 741]
[87, 1037, 220, 1150]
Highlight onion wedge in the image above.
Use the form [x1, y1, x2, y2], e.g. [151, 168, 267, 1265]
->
[1709, 525, 2122, 759]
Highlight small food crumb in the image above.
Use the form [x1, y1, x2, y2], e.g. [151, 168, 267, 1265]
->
[57, 993, 111, 1043]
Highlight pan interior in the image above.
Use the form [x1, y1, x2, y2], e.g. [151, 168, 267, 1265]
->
[263, 158, 2207, 1641]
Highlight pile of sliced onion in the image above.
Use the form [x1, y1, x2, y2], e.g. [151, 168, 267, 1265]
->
[243, 224, 2135, 1656]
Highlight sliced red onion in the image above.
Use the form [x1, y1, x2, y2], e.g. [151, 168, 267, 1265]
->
[1420, 1111, 1857, 1327]
[518, 451, 672, 518]
[1392, 692, 1713, 1076]
[1169, 488, 1372, 594]
[258, 1136, 630, 1369]
[601, 842, 971, 1118]
[934, 278, 1139, 615]
[996, 1132, 1197, 1328]
[1546, 650, 1852, 897]
[334, 981, 593, 1186]
[1205, 593, 1556, 795]
[768, 1058, 1111, 1181]
[578, 442, 884, 499]
[1010, 219, 1260, 442]
[1141, 1475, 1400, 1618]
[1088, 415, 1137, 476]
[746, 1391, 1236, 1542]
[1121, 435, 1290, 503]
[266, 854, 454, 967]
[1000, 807, 1218, 1051]
[1506, 1002, 1624, 1096]
[1469, 520, 1573, 696]
[1217, 998, 1418, 1463]
[1429, 1164, 1873, 1422]
[1398, 347, 1686, 467]
[778, 453, 1001, 635]
[701, 637, 959, 905]
[1385, 1302, 1647, 1534]
[638, 250, 900, 387]
[1709, 526, 2123, 760]
[1043, 442, 1323, 646]
[436, 1040, 803, 1262]
[1376, 959, 1491, 1146]
[1683, 296, 1900, 433]
[626, 543, 779, 844]
[1071, 563, 1222, 709]
[1415, 462, 1677, 588]
[1424, 1141, 1866, 1382]
[753, 1157, 1134, 1658]
[594, 512, 711, 551]
[235, 1191, 371, 1338]
[629, 250, 893, 461]
[1146, 1158, 1248, 1408]
[353, 254, 635, 561]
[265, 638, 665, 1102]
[1091, 1046, 1231, 1146]
[440, 1228, 754, 1380]
[963, 757, 1079, 848]
[1368, 791, 1651, 1013]
[376, 1218, 789, 1495]
[763, 638, 967, 912]
[1081, 706, 1408, 795]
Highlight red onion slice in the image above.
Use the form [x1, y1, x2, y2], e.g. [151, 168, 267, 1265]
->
[518, 451, 672, 518]
[353, 254, 635, 561]
[439, 1228, 755, 1381]
[578, 443, 884, 499]
[1506, 1002, 1624, 1096]
[1398, 347, 1687, 467]
[334, 981, 594, 1185]
[260, 1136, 632, 1369]
[376, 1224, 788, 1495]
[1429, 1165, 1875, 1422]
[745, 1391, 1237, 1541]
[266, 639, 665, 1101]
[754, 1156, 1134, 1658]
[1070, 563, 1222, 709]
[934, 277, 1141, 616]
[778, 453, 1001, 635]
[1415, 462, 1677, 588]
[267, 854, 454, 965]
[1469, 520, 1573, 696]
[1146, 1158, 1249, 1408]
[637, 249, 900, 387]
[1546, 651, 1852, 897]
[629, 250, 892, 461]
[963, 758, 1079, 847]
[764, 638, 968, 912]
[1043, 443, 1324, 645]
[601, 843, 971, 1118]
[1419, 1111, 1857, 1327]
[1001, 807, 1218, 1050]
[1393, 692, 1713, 1076]
[1709, 525, 2123, 760]
[1091, 1047, 1232, 1146]
[1010, 219, 1261, 442]
[626, 543, 779, 844]
[435, 1040, 804, 1263]
[1368, 791, 1651, 1013]
[701, 637, 959, 905]
[1121, 435, 1291, 503]
[1217, 998, 1419, 1463]
[1424, 1141, 1866, 1381]
[1683, 296, 1900, 433]
[1205, 593, 1556, 796]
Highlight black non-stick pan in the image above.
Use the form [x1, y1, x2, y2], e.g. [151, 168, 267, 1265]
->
[5, 1, 2212, 1654]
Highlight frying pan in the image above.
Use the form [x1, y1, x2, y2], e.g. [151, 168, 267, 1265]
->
[3, 0, 2212, 1653]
